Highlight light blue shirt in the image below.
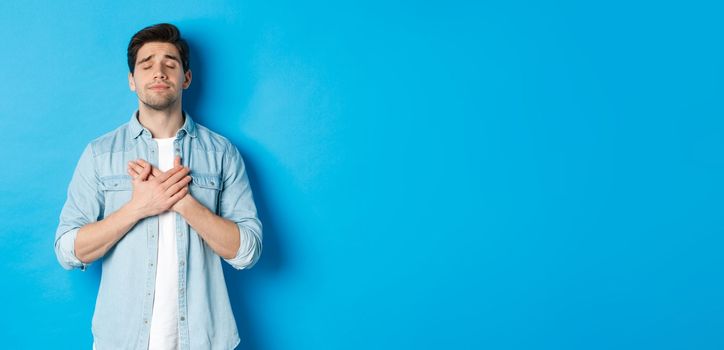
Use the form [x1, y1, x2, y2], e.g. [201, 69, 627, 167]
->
[54, 110, 263, 349]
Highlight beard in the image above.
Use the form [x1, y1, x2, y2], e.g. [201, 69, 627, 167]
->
[138, 89, 178, 111]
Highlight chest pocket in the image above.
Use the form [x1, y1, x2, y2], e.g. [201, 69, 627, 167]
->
[100, 176, 133, 191]
[190, 174, 222, 214]
[100, 176, 133, 217]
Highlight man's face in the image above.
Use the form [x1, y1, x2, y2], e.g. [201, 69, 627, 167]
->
[128, 42, 192, 111]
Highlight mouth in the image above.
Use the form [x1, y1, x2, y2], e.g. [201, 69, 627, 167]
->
[149, 84, 170, 91]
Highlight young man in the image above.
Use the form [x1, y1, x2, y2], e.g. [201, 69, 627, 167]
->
[54, 23, 262, 350]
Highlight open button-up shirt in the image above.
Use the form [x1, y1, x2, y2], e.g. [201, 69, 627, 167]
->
[54, 110, 263, 350]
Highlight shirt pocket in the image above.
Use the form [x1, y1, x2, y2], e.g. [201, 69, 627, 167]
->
[99, 176, 133, 217]
[189, 174, 222, 214]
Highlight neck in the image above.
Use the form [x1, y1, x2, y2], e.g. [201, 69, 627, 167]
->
[137, 102, 184, 139]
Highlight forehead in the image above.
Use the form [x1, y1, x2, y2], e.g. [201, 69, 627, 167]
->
[135, 42, 180, 62]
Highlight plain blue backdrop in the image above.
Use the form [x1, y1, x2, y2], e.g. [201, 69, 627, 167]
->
[1, 0, 723, 349]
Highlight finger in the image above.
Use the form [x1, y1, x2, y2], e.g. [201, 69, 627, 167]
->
[138, 163, 151, 181]
[127, 167, 142, 181]
[167, 186, 188, 205]
[133, 162, 150, 182]
[127, 168, 138, 180]
[130, 162, 145, 183]
[128, 162, 142, 177]
[161, 166, 191, 190]
[132, 160, 163, 178]
[165, 175, 192, 196]
[154, 163, 184, 183]
[174, 155, 181, 168]
[149, 166, 163, 178]
[135, 159, 148, 167]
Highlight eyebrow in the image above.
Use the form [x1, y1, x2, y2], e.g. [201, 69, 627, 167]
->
[137, 54, 181, 65]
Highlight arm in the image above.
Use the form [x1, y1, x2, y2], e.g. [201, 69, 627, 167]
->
[175, 197, 241, 260]
[128, 145, 262, 270]
[54, 143, 104, 271]
[75, 159, 189, 265]
[55, 145, 189, 271]
[73, 203, 144, 265]
[212, 144, 263, 270]
[129, 157, 239, 259]
[130, 145, 262, 270]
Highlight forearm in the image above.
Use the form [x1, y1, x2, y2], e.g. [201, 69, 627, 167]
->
[74, 203, 144, 264]
[177, 197, 240, 259]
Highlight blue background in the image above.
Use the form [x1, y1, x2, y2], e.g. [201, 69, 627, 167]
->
[1, 1, 723, 349]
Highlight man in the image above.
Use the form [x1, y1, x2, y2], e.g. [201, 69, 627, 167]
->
[54, 23, 262, 350]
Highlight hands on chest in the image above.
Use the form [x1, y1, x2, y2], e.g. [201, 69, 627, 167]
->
[125, 155, 195, 220]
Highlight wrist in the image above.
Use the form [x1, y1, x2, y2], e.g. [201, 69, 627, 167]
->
[121, 202, 146, 222]
[174, 195, 198, 217]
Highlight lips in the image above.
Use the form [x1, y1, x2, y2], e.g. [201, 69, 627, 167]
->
[149, 84, 170, 90]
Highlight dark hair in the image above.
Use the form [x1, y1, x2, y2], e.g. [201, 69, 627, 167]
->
[127, 23, 190, 74]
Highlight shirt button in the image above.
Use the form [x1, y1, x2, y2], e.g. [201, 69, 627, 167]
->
[149, 262, 153, 267]
[180, 316, 185, 321]
[180, 260, 185, 266]
[144, 319, 148, 324]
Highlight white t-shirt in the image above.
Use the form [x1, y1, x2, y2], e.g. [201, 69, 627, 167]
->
[147, 137, 180, 350]
[95, 137, 180, 350]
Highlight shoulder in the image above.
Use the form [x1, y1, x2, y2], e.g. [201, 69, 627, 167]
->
[193, 122, 240, 157]
[86, 123, 134, 157]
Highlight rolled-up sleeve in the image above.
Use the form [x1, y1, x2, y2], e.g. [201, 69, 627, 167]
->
[54, 143, 104, 271]
[219, 143, 263, 270]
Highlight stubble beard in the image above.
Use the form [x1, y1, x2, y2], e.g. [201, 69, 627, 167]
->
[139, 89, 178, 111]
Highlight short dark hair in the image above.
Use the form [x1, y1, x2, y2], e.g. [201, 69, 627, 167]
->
[127, 23, 190, 74]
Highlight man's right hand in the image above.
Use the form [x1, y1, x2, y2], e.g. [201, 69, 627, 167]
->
[126, 156, 192, 219]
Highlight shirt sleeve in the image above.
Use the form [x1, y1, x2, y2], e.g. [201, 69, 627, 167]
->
[54, 143, 104, 271]
[218, 143, 263, 270]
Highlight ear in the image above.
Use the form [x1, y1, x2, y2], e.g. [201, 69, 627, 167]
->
[128, 72, 136, 92]
[183, 69, 192, 89]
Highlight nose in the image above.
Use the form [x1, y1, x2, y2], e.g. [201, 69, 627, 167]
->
[153, 69, 167, 80]
[153, 67, 168, 80]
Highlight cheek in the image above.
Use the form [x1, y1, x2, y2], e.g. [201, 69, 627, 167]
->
[174, 74, 186, 86]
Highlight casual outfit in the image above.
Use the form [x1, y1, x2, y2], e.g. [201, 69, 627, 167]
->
[56, 110, 263, 350]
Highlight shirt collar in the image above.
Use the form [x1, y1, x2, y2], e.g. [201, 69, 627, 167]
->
[128, 109, 198, 139]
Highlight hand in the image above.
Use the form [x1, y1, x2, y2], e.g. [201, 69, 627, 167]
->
[126, 155, 192, 218]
